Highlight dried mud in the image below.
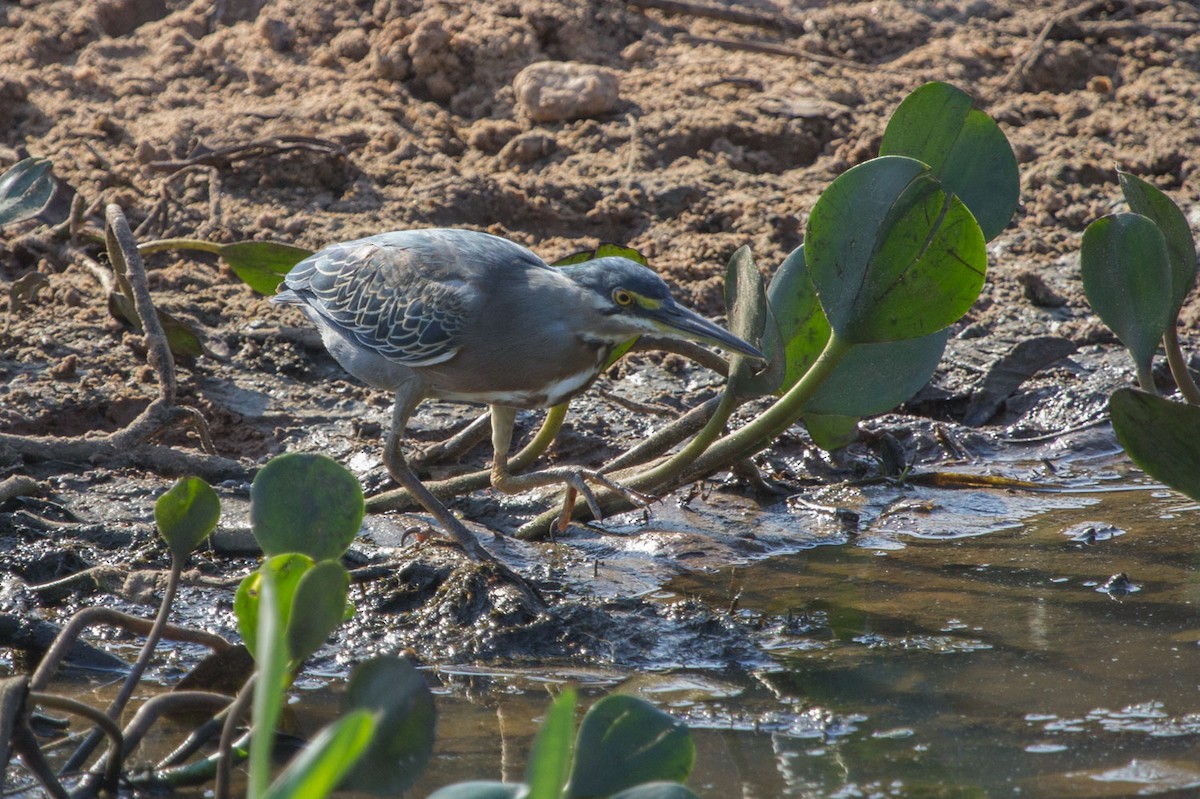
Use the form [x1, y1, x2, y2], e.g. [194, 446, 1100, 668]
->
[2, 1, 1200, 668]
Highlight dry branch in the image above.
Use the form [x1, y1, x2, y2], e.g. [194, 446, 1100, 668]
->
[0, 206, 244, 482]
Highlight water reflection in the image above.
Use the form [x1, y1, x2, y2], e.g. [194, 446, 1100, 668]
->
[413, 479, 1199, 797]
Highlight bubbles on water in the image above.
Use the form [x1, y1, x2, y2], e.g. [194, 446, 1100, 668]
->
[1062, 520, 1125, 543]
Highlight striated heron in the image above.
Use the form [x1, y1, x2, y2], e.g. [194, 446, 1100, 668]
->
[273, 228, 762, 561]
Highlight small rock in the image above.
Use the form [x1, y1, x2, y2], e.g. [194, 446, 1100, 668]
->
[468, 119, 521, 154]
[256, 15, 295, 52]
[514, 61, 620, 123]
[95, 0, 167, 37]
[1016, 269, 1067, 308]
[49, 354, 79, 380]
[331, 28, 370, 62]
[499, 131, 556, 164]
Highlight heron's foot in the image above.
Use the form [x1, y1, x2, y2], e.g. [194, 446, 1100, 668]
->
[400, 523, 503, 550]
[492, 466, 657, 533]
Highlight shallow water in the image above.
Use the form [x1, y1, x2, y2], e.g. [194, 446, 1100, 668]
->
[20, 464, 1200, 798]
[400, 477, 1200, 798]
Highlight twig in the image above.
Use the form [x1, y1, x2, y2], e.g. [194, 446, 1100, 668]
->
[0, 474, 39, 506]
[1, 207, 241, 480]
[999, 0, 1108, 92]
[594, 387, 676, 417]
[106, 203, 176, 406]
[625, 0, 805, 33]
[30, 605, 230, 692]
[145, 136, 346, 172]
[683, 34, 926, 75]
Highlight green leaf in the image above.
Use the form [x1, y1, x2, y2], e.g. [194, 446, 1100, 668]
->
[552, 244, 649, 267]
[1118, 171, 1198, 314]
[801, 414, 860, 451]
[235, 553, 314, 660]
[427, 784, 528, 799]
[340, 656, 436, 795]
[806, 155, 987, 344]
[286, 560, 350, 667]
[107, 288, 208, 358]
[263, 709, 376, 799]
[723, 246, 779, 398]
[1109, 388, 1200, 501]
[250, 453, 364, 560]
[0, 157, 56, 226]
[608, 784, 700, 799]
[766, 245, 950, 414]
[1080, 212, 1173, 380]
[805, 331, 949, 416]
[880, 81, 1019, 242]
[222, 241, 312, 295]
[249, 563, 290, 799]
[526, 689, 576, 799]
[764, 246, 830, 394]
[154, 476, 220, 561]
[567, 696, 693, 799]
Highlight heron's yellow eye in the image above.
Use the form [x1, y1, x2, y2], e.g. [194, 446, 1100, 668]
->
[613, 289, 634, 306]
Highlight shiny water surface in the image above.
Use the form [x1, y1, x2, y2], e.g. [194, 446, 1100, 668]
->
[408, 480, 1200, 798]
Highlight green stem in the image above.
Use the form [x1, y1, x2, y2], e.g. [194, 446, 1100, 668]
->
[677, 332, 854, 480]
[1163, 326, 1200, 404]
[138, 238, 223, 256]
[510, 403, 568, 473]
[620, 389, 739, 490]
[516, 335, 854, 537]
[1136, 360, 1158, 395]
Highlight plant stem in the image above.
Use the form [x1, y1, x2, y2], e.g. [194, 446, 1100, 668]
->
[1163, 327, 1200, 403]
[516, 335, 854, 536]
[138, 238, 224, 256]
[684, 332, 853, 477]
[216, 678, 257, 799]
[60, 558, 184, 775]
[1136, 361, 1158, 395]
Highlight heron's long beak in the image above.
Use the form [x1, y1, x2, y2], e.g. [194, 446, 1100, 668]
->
[654, 301, 765, 360]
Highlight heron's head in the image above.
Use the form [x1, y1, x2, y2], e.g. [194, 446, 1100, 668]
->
[559, 257, 764, 360]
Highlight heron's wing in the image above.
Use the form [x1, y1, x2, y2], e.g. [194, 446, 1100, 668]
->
[276, 234, 484, 366]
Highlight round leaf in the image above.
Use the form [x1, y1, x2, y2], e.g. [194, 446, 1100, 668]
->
[154, 476, 220, 561]
[340, 655, 437, 795]
[1080, 213, 1173, 377]
[567, 696, 693, 799]
[287, 560, 350, 666]
[234, 553, 314, 660]
[250, 453, 364, 560]
[805, 330, 949, 416]
[801, 413, 860, 452]
[1118, 171, 1197, 314]
[764, 245, 831, 394]
[0, 157, 56, 226]
[1110, 388, 1200, 502]
[881, 81, 1019, 241]
[223, 241, 312, 295]
[806, 156, 987, 344]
